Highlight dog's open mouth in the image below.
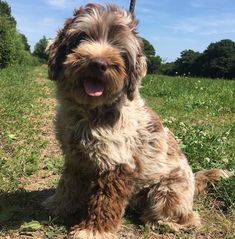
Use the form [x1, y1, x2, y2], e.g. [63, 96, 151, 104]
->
[83, 78, 104, 97]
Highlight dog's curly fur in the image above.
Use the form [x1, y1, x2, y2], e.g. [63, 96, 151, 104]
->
[43, 4, 226, 238]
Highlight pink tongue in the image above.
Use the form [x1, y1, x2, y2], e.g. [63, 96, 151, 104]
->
[84, 79, 104, 97]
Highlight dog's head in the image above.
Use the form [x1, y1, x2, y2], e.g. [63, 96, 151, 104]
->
[47, 4, 146, 107]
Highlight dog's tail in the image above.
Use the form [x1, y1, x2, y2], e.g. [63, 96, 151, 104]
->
[194, 169, 233, 195]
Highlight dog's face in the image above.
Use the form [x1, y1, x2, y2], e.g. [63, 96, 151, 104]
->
[47, 4, 146, 107]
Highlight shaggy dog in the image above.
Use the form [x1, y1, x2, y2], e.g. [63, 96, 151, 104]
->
[43, 4, 226, 239]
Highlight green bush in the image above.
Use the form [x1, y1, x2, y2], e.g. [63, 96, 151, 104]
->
[147, 55, 162, 74]
[0, 16, 13, 68]
[142, 38, 162, 74]
[0, 17, 39, 68]
[0, 1, 39, 68]
[33, 36, 48, 62]
[0, 0, 16, 26]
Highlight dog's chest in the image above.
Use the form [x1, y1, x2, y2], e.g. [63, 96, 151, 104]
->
[70, 120, 138, 172]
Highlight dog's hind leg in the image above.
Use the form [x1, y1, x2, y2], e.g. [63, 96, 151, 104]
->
[138, 168, 201, 231]
[68, 164, 136, 239]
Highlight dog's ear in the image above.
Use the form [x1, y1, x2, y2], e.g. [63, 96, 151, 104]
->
[47, 18, 75, 81]
[47, 7, 87, 81]
[127, 54, 147, 101]
[47, 36, 66, 81]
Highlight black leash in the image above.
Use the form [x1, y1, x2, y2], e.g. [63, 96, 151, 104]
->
[129, 0, 136, 13]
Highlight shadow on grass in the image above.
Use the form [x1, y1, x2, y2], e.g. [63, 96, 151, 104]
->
[0, 189, 81, 231]
[0, 189, 144, 234]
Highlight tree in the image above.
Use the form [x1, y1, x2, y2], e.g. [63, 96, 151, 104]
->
[19, 33, 31, 52]
[142, 38, 161, 74]
[160, 62, 176, 76]
[0, 16, 35, 68]
[174, 50, 201, 76]
[142, 38, 155, 57]
[0, 0, 16, 26]
[161, 39, 235, 79]
[33, 36, 48, 61]
[147, 56, 162, 74]
[199, 39, 235, 78]
[0, 1, 37, 68]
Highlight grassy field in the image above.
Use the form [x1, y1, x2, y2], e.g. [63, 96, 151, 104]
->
[0, 65, 234, 238]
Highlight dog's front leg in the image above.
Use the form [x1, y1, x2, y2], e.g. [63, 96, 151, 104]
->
[69, 164, 136, 239]
[43, 164, 90, 217]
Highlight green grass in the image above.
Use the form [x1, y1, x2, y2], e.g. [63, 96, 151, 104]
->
[142, 75, 235, 211]
[142, 75, 235, 170]
[0, 66, 45, 190]
[0, 67, 234, 238]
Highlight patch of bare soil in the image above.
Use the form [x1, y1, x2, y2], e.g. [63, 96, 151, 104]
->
[38, 97, 61, 160]
[19, 79, 61, 191]
[0, 133, 15, 155]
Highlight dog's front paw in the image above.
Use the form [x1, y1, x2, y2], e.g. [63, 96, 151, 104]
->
[68, 227, 117, 239]
[68, 228, 93, 239]
[42, 194, 77, 216]
[42, 195, 60, 215]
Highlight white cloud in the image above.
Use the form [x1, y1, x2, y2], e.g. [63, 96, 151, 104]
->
[40, 17, 56, 26]
[172, 22, 200, 33]
[46, 0, 79, 8]
[190, 0, 230, 8]
[140, 8, 151, 13]
[170, 15, 235, 35]
[47, 0, 67, 8]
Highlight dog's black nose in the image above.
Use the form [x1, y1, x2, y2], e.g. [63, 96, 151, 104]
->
[90, 59, 108, 73]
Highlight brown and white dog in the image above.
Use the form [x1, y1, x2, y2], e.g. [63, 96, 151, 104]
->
[43, 4, 227, 239]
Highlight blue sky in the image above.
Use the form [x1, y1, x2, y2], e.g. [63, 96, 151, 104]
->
[7, 0, 235, 61]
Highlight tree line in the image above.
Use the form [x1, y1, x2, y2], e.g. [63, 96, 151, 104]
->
[0, 0, 48, 68]
[0, 0, 39, 68]
[1, 0, 234, 79]
[144, 38, 235, 79]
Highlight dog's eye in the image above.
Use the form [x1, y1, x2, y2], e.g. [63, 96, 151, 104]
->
[121, 52, 128, 63]
[77, 32, 88, 42]
[121, 52, 131, 67]
[67, 32, 88, 53]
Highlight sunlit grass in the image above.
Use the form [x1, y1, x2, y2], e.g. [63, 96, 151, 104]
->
[0, 67, 234, 238]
